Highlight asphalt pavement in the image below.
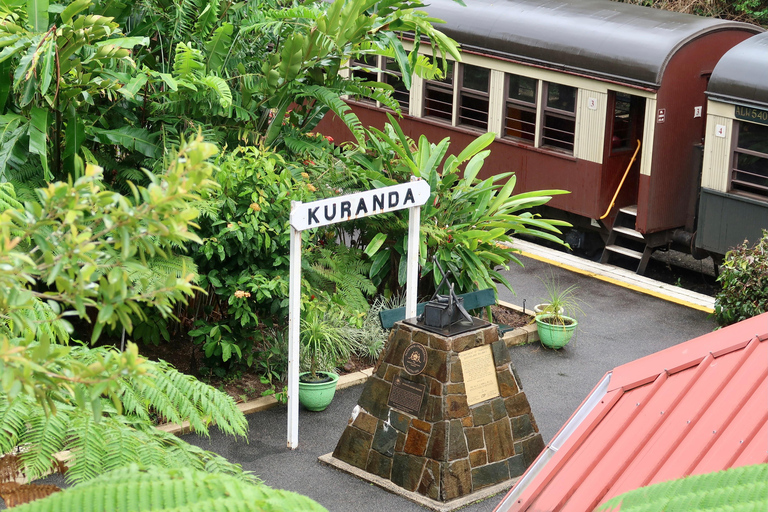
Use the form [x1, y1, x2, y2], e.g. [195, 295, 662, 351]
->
[180, 250, 717, 512]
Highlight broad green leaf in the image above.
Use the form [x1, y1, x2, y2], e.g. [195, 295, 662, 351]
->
[27, 0, 49, 32]
[60, 0, 90, 24]
[39, 39, 54, 95]
[204, 23, 233, 72]
[28, 106, 49, 179]
[364, 232, 387, 257]
[94, 36, 149, 49]
[91, 126, 160, 158]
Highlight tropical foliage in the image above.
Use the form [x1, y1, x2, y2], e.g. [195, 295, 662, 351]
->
[714, 229, 768, 327]
[10, 465, 327, 512]
[351, 117, 570, 297]
[0, 136, 252, 485]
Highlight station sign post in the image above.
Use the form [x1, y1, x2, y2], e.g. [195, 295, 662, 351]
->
[287, 178, 430, 449]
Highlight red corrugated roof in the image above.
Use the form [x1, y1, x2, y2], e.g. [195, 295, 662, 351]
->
[496, 312, 768, 512]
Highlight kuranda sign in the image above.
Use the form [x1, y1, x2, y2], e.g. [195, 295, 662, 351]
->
[290, 180, 431, 231]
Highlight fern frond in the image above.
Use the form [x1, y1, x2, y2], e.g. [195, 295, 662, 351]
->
[297, 85, 365, 146]
[0, 395, 29, 455]
[173, 42, 205, 78]
[10, 465, 324, 512]
[201, 75, 233, 108]
[18, 406, 68, 481]
[64, 409, 107, 483]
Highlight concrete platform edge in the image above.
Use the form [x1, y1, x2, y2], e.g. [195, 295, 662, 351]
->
[318, 453, 515, 512]
[511, 238, 716, 313]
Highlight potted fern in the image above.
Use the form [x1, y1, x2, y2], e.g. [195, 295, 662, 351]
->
[298, 302, 358, 411]
[534, 279, 584, 349]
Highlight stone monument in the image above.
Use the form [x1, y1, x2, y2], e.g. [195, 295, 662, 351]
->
[322, 268, 545, 508]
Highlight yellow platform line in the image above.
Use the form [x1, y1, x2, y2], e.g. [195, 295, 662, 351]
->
[518, 249, 715, 314]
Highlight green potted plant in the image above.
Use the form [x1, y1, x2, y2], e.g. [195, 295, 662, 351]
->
[534, 278, 584, 349]
[298, 301, 358, 411]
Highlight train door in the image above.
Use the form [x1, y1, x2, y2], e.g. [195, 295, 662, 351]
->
[602, 92, 646, 217]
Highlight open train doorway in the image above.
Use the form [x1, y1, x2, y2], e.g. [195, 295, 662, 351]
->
[603, 91, 646, 217]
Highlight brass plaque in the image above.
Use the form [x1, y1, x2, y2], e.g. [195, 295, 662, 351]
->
[387, 376, 426, 416]
[459, 345, 499, 406]
[403, 343, 428, 375]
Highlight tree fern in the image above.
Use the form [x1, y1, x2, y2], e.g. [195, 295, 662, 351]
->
[597, 464, 768, 512]
[11, 465, 326, 512]
[297, 84, 365, 145]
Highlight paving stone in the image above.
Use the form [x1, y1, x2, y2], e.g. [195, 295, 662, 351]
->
[484, 419, 515, 463]
[391, 411, 411, 433]
[352, 411, 378, 435]
[404, 427, 429, 457]
[518, 433, 546, 467]
[426, 421, 447, 461]
[469, 449, 487, 468]
[412, 419, 432, 433]
[446, 382, 466, 394]
[427, 376, 443, 396]
[424, 394, 443, 422]
[418, 459, 441, 501]
[358, 377, 392, 421]
[453, 331, 485, 353]
[491, 339, 511, 366]
[366, 449, 393, 480]
[422, 347, 447, 381]
[442, 459, 471, 501]
[395, 431, 406, 452]
[448, 419, 468, 460]
[461, 416, 474, 428]
[471, 460, 510, 490]
[429, 332, 450, 351]
[391, 453, 426, 492]
[372, 423, 399, 457]
[383, 329, 411, 366]
[446, 394, 470, 419]
[465, 427, 485, 452]
[450, 356, 463, 383]
[384, 364, 401, 381]
[504, 392, 532, 418]
[471, 403, 494, 426]
[333, 427, 373, 470]
[512, 414, 534, 439]
[497, 369, 520, 397]
[507, 454, 527, 478]
[491, 397, 508, 421]
[375, 362, 389, 379]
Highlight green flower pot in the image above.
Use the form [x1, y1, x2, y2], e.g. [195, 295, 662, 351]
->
[298, 372, 339, 411]
[535, 314, 578, 349]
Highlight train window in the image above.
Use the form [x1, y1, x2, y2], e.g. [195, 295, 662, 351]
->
[541, 82, 576, 153]
[504, 74, 537, 143]
[458, 64, 490, 130]
[731, 122, 768, 198]
[350, 55, 379, 104]
[383, 58, 409, 111]
[423, 60, 454, 123]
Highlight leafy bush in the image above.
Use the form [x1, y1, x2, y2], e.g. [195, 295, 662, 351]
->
[352, 118, 570, 298]
[714, 230, 768, 326]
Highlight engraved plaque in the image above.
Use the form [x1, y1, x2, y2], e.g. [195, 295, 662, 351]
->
[403, 343, 428, 375]
[459, 345, 500, 406]
[387, 376, 426, 416]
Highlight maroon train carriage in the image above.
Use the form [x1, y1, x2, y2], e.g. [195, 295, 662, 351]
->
[696, 31, 768, 260]
[316, 0, 762, 273]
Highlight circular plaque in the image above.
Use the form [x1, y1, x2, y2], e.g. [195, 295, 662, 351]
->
[402, 343, 428, 375]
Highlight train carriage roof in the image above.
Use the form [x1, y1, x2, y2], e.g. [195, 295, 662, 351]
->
[707, 32, 768, 109]
[420, 0, 761, 88]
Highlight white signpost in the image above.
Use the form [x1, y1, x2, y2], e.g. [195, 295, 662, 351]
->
[287, 178, 430, 449]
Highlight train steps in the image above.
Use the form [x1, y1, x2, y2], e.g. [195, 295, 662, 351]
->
[600, 205, 653, 274]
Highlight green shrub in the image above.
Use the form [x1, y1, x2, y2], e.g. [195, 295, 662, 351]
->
[714, 230, 768, 326]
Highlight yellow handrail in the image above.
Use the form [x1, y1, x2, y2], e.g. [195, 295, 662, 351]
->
[600, 139, 641, 220]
